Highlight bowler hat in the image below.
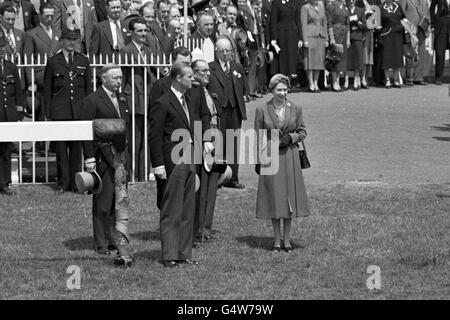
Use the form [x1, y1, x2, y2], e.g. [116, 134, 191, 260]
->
[75, 171, 103, 194]
[217, 166, 232, 187]
[61, 28, 81, 40]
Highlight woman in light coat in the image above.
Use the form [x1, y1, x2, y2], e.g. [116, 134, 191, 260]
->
[254, 74, 310, 252]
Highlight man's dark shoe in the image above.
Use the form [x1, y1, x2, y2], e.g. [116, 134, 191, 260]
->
[114, 254, 133, 268]
[413, 80, 428, 85]
[204, 234, 217, 241]
[223, 182, 245, 189]
[95, 247, 111, 255]
[436, 79, 443, 85]
[0, 186, 16, 195]
[178, 259, 199, 265]
[405, 80, 414, 86]
[163, 260, 179, 268]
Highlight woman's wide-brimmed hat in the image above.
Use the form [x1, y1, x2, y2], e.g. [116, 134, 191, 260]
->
[75, 171, 103, 194]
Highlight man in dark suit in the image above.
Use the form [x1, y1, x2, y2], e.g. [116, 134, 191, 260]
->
[81, 64, 133, 265]
[0, 4, 27, 57]
[208, 37, 246, 189]
[140, 1, 162, 58]
[149, 62, 200, 268]
[149, 0, 175, 55]
[0, 34, 24, 195]
[190, 59, 220, 243]
[189, 10, 216, 48]
[24, 2, 61, 123]
[150, 46, 191, 104]
[94, 0, 108, 22]
[430, 0, 448, 84]
[120, 17, 155, 181]
[43, 29, 92, 193]
[52, 0, 98, 54]
[89, 0, 132, 59]
[9, 0, 39, 31]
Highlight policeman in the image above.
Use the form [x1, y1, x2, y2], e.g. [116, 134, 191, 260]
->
[43, 28, 92, 194]
[0, 32, 24, 195]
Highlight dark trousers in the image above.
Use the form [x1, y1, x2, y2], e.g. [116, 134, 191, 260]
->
[247, 48, 259, 95]
[92, 164, 116, 250]
[220, 103, 242, 183]
[160, 163, 196, 261]
[55, 140, 82, 190]
[434, 17, 450, 80]
[0, 142, 12, 188]
[194, 165, 220, 238]
[128, 114, 148, 181]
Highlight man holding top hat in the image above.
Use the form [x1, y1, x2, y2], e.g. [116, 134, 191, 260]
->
[80, 63, 133, 267]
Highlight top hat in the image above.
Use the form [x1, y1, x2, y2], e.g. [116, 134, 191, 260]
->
[203, 152, 228, 174]
[61, 28, 81, 40]
[75, 171, 103, 194]
[217, 166, 232, 187]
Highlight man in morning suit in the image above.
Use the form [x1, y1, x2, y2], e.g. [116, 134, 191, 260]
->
[208, 37, 246, 189]
[149, 62, 201, 268]
[89, 0, 132, 59]
[0, 4, 27, 57]
[43, 28, 92, 193]
[52, 0, 98, 54]
[191, 59, 221, 243]
[149, 0, 174, 56]
[81, 64, 132, 262]
[0, 33, 24, 195]
[431, 0, 450, 84]
[24, 2, 61, 123]
[150, 46, 191, 104]
[120, 17, 155, 181]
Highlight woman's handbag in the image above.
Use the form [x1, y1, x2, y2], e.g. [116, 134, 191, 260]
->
[299, 140, 311, 169]
[324, 46, 341, 71]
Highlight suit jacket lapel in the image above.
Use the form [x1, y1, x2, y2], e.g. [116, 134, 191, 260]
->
[211, 61, 225, 87]
[35, 26, 52, 48]
[102, 21, 115, 49]
[280, 102, 293, 135]
[168, 90, 190, 130]
[99, 86, 121, 118]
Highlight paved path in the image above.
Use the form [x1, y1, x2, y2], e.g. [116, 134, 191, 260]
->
[239, 85, 450, 187]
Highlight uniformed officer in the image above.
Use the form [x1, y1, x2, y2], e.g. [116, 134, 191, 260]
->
[0, 32, 24, 195]
[43, 28, 92, 194]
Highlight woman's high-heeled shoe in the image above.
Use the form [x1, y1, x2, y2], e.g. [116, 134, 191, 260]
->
[332, 86, 342, 92]
[272, 245, 281, 252]
[282, 244, 293, 253]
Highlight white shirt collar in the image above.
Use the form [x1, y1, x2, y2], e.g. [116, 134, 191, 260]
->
[171, 85, 185, 101]
[102, 85, 115, 97]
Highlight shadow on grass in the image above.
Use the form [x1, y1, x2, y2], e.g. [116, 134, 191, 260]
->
[236, 236, 304, 251]
[432, 136, 450, 141]
[431, 124, 450, 132]
[133, 249, 161, 263]
[63, 236, 93, 251]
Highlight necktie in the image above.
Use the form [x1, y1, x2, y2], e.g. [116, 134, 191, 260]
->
[115, 20, 124, 50]
[204, 87, 217, 117]
[77, 0, 81, 7]
[161, 23, 166, 34]
[224, 62, 230, 75]
[7, 31, 17, 55]
[111, 92, 121, 117]
[68, 53, 73, 65]
[181, 95, 190, 124]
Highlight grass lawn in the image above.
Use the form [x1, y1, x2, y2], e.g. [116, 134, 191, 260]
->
[1, 181, 449, 299]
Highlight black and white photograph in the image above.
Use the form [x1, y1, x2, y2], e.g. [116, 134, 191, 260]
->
[0, 0, 449, 303]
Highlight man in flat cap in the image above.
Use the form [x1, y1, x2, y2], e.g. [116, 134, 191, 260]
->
[43, 28, 92, 194]
[0, 31, 24, 195]
[81, 63, 133, 267]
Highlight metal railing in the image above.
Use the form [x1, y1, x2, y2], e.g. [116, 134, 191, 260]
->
[10, 52, 173, 184]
